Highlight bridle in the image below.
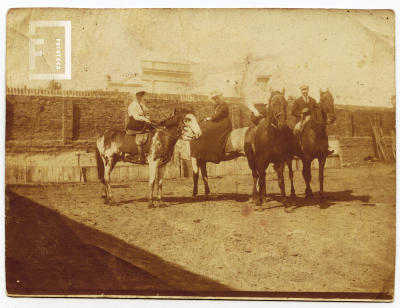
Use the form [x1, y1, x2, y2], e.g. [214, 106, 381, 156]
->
[267, 95, 286, 129]
[310, 99, 332, 125]
[150, 113, 197, 140]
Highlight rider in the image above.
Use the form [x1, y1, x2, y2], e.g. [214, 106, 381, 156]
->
[126, 90, 154, 164]
[291, 84, 316, 137]
[244, 75, 270, 125]
[189, 91, 232, 163]
[291, 85, 334, 155]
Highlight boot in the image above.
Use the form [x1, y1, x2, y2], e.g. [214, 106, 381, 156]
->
[137, 145, 147, 164]
[326, 147, 335, 156]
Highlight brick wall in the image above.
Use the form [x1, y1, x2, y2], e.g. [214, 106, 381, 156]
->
[6, 88, 396, 163]
[6, 95, 63, 141]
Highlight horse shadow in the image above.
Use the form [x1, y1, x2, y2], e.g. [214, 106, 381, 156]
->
[118, 193, 251, 207]
[258, 189, 371, 212]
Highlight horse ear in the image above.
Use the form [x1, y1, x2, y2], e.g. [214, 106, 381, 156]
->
[319, 88, 322, 94]
[173, 108, 178, 115]
[270, 86, 274, 93]
[281, 87, 285, 96]
[327, 88, 331, 93]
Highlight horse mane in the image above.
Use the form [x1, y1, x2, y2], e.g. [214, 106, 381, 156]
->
[158, 107, 194, 128]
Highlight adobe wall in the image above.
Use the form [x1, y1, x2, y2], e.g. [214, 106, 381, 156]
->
[6, 87, 395, 163]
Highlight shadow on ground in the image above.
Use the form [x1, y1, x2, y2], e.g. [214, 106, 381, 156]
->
[5, 190, 232, 296]
[120, 193, 251, 207]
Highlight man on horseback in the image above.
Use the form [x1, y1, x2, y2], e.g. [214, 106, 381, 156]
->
[126, 90, 155, 164]
[291, 84, 316, 136]
[244, 75, 270, 126]
[291, 85, 334, 156]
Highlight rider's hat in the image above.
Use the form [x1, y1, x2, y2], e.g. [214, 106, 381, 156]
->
[299, 84, 309, 90]
[209, 91, 223, 102]
[256, 75, 271, 83]
[135, 90, 147, 97]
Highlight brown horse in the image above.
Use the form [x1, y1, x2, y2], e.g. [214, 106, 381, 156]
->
[296, 88, 336, 199]
[245, 88, 296, 213]
[95, 108, 202, 208]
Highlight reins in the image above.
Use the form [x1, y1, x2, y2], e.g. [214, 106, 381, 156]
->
[149, 114, 196, 140]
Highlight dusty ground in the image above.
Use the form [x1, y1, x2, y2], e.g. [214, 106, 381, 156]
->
[5, 163, 396, 299]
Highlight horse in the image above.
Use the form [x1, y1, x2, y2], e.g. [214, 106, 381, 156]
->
[177, 88, 295, 212]
[296, 88, 336, 199]
[245, 88, 296, 213]
[95, 107, 202, 208]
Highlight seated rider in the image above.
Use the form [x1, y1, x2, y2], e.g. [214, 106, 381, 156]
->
[189, 92, 232, 163]
[244, 75, 271, 125]
[292, 84, 316, 137]
[126, 90, 154, 164]
[291, 84, 334, 155]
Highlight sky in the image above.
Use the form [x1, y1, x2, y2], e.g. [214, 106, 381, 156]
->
[6, 8, 395, 107]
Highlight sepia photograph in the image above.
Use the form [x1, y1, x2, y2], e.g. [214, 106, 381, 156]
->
[4, 6, 396, 302]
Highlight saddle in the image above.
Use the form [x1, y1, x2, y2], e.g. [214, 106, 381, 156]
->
[120, 130, 153, 155]
[244, 118, 265, 153]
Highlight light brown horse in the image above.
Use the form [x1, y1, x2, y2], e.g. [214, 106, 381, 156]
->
[95, 108, 202, 208]
[296, 89, 336, 199]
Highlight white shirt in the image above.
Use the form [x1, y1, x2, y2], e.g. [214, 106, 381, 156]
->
[244, 90, 268, 117]
[128, 100, 148, 122]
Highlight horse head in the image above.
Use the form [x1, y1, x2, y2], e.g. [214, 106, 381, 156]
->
[269, 87, 288, 130]
[319, 88, 336, 124]
[168, 107, 202, 141]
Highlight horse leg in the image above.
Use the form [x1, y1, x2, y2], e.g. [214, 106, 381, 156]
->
[287, 158, 296, 198]
[251, 168, 259, 205]
[157, 165, 167, 208]
[101, 185, 107, 199]
[302, 159, 313, 198]
[191, 157, 199, 198]
[104, 155, 118, 206]
[318, 157, 326, 200]
[247, 158, 259, 205]
[257, 163, 268, 207]
[199, 160, 210, 199]
[148, 160, 157, 209]
[278, 162, 295, 213]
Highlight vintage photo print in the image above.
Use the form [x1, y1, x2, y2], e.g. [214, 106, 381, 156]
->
[4, 8, 396, 301]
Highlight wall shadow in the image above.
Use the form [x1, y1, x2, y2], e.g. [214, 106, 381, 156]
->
[5, 190, 232, 297]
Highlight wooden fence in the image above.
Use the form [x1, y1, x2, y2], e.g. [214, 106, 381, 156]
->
[6, 155, 341, 184]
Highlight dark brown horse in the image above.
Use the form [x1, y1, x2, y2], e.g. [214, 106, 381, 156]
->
[95, 108, 201, 208]
[245, 88, 296, 213]
[296, 88, 336, 199]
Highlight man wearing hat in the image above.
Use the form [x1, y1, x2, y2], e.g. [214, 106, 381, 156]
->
[190, 91, 232, 163]
[292, 85, 334, 155]
[126, 90, 153, 164]
[291, 84, 316, 137]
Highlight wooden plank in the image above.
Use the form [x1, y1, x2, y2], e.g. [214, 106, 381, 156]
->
[110, 166, 120, 182]
[83, 166, 98, 182]
[26, 166, 36, 183]
[119, 166, 129, 181]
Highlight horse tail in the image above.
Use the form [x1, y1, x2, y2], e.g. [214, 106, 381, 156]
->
[95, 144, 105, 181]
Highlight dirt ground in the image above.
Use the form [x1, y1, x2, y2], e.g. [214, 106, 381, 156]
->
[5, 163, 396, 299]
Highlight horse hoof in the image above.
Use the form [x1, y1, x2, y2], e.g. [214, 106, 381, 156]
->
[159, 201, 165, 208]
[104, 199, 109, 204]
[305, 193, 314, 198]
[148, 202, 155, 209]
[190, 194, 197, 200]
[290, 193, 296, 198]
[262, 197, 273, 204]
[285, 206, 294, 213]
[101, 194, 107, 199]
[109, 199, 117, 206]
